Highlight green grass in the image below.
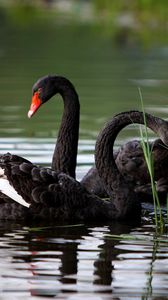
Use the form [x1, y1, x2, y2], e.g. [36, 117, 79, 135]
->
[138, 87, 164, 231]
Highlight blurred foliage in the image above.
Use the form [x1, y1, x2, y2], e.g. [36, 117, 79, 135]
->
[0, 0, 168, 46]
[0, 1, 168, 138]
[93, 0, 168, 45]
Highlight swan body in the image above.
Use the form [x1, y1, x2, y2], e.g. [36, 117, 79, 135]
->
[0, 153, 129, 221]
[1, 110, 168, 220]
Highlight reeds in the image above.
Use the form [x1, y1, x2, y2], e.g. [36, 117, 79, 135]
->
[138, 88, 164, 231]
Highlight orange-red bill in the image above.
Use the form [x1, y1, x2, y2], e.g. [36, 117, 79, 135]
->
[28, 92, 42, 118]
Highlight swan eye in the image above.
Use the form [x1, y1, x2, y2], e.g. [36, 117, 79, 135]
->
[37, 88, 42, 97]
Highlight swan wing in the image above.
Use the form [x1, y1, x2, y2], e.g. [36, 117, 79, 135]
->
[0, 177, 30, 207]
[0, 153, 60, 208]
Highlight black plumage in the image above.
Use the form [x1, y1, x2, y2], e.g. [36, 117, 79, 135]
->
[1, 110, 168, 221]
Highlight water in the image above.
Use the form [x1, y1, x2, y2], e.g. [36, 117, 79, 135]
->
[0, 138, 168, 299]
[0, 6, 168, 299]
[0, 220, 168, 299]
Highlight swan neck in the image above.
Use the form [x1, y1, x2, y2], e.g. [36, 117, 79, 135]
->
[95, 110, 168, 196]
[51, 77, 80, 179]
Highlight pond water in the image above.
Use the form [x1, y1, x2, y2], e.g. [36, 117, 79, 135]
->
[0, 7, 168, 299]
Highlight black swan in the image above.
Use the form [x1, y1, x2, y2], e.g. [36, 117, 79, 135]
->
[0, 110, 168, 221]
[82, 138, 168, 198]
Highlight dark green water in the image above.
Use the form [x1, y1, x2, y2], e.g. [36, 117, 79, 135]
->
[0, 8, 168, 299]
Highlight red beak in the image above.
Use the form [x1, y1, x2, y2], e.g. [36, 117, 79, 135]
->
[28, 92, 42, 118]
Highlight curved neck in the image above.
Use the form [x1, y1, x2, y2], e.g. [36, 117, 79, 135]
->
[51, 77, 80, 179]
[95, 110, 168, 196]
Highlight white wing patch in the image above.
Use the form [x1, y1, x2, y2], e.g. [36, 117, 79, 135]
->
[0, 177, 30, 208]
[0, 167, 5, 177]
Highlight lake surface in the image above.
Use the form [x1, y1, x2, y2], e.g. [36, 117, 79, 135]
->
[0, 7, 168, 299]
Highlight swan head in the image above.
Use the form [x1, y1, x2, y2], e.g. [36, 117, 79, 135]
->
[28, 75, 59, 118]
